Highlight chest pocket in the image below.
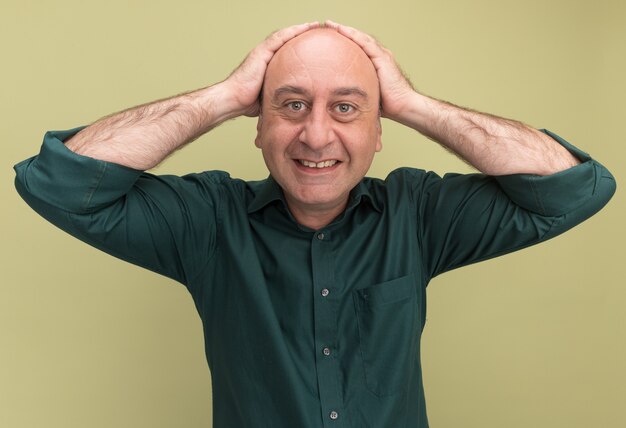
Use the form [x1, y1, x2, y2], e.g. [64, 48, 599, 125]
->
[353, 274, 419, 396]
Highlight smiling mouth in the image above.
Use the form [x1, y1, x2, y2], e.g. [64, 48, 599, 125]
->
[298, 159, 339, 169]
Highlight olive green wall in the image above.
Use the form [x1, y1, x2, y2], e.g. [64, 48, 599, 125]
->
[2, 0, 624, 427]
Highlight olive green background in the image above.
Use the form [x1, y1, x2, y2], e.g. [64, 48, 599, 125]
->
[1, 0, 624, 427]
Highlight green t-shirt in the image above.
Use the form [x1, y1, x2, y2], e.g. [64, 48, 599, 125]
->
[14, 128, 616, 427]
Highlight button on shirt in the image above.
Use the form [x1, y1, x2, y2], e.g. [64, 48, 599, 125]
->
[14, 128, 616, 428]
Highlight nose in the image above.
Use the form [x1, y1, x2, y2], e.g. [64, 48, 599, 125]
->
[299, 105, 335, 151]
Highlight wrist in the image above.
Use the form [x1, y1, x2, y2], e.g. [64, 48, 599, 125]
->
[193, 82, 245, 128]
[387, 91, 432, 131]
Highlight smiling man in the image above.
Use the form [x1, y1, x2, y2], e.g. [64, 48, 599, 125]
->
[255, 29, 382, 229]
[14, 21, 615, 428]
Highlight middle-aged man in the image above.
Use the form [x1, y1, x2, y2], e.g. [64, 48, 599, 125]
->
[14, 21, 616, 427]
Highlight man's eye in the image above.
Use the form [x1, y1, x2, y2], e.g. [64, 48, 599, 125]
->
[287, 101, 305, 111]
[336, 104, 354, 113]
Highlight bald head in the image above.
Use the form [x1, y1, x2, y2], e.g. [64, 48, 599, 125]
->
[262, 28, 380, 108]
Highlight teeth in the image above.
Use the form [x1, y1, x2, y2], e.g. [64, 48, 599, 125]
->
[299, 160, 338, 168]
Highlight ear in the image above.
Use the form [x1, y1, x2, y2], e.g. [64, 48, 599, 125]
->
[254, 115, 263, 148]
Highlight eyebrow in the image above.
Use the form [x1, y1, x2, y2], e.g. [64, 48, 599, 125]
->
[332, 87, 369, 99]
[272, 85, 369, 101]
[272, 85, 310, 101]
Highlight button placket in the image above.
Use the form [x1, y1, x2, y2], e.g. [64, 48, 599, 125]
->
[310, 230, 346, 426]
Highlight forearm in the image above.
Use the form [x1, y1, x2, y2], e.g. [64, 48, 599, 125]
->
[396, 92, 580, 176]
[65, 82, 239, 170]
[61, 23, 319, 171]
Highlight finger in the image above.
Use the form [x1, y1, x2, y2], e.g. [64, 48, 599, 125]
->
[324, 20, 382, 58]
[247, 22, 319, 67]
[263, 21, 320, 54]
[235, 22, 319, 77]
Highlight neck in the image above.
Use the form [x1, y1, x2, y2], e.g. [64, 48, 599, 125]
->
[286, 199, 348, 231]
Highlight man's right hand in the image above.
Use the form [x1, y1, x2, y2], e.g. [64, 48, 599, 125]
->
[64, 22, 319, 170]
[222, 22, 320, 118]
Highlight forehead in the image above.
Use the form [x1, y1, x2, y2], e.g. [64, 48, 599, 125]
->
[264, 29, 379, 97]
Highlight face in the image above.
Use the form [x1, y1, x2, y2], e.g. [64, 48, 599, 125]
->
[255, 29, 382, 222]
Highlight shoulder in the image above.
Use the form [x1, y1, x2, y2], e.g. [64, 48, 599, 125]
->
[361, 167, 443, 195]
[179, 171, 275, 211]
[360, 168, 496, 210]
[129, 170, 261, 213]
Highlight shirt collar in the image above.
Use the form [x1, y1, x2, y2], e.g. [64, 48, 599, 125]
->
[247, 176, 285, 214]
[346, 178, 383, 213]
[247, 176, 383, 215]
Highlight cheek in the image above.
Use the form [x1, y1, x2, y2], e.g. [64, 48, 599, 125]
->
[337, 123, 381, 157]
[258, 122, 301, 163]
[260, 119, 301, 149]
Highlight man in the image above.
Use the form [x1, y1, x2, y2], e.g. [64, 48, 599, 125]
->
[14, 21, 615, 427]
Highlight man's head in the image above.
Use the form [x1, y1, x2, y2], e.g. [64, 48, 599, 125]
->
[254, 28, 382, 226]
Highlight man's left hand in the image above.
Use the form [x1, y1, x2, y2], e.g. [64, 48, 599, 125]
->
[325, 20, 417, 124]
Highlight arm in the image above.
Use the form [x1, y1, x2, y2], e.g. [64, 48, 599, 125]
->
[391, 94, 580, 176]
[327, 20, 579, 176]
[65, 22, 319, 170]
[326, 21, 615, 278]
[14, 23, 319, 285]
